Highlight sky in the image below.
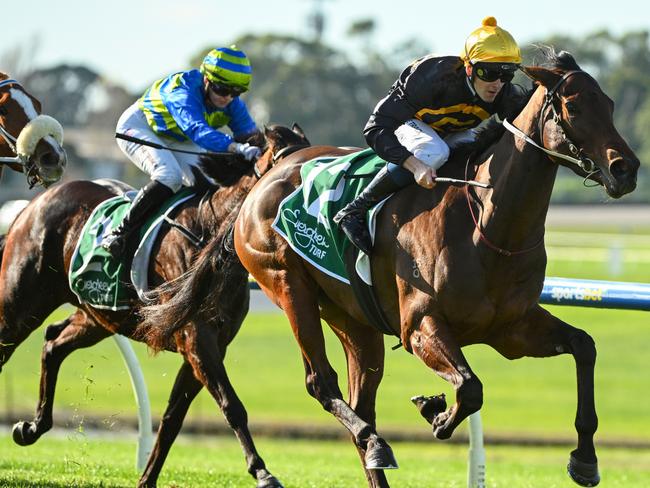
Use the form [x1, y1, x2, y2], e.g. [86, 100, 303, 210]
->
[3, 0, 648, 92]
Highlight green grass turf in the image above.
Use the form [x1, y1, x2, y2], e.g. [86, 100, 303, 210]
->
[0, 433, 649, 487]
[2, 305, 648, 444]
[1, 233, 649, 485]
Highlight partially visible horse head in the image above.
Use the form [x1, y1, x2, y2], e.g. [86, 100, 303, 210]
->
[0, 74, 67, 188]
[199, 123, 310, 186]
[521, 48, 639, 198]
[264, 122, 310, 158]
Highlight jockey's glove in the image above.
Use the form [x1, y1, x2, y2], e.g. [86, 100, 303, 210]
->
[444, 128, 478, 151]
[231, 142, 262, 161]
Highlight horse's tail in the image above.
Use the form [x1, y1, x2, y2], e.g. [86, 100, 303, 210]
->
[139, 214, 247, 352]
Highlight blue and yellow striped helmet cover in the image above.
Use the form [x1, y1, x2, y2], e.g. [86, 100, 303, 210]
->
[200, 46, 252, 90]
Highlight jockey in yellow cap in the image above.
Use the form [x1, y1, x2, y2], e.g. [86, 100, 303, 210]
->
[334, 17, 530, 255]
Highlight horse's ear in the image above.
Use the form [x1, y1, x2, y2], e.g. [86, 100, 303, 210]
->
[292, 123, 306, 138]
[291, 123, 310, 145]
[521, 65, 561, 89]
[263, 125, 279, 144]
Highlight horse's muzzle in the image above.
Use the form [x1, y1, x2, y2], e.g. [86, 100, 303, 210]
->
[606, 156, 639, 198]
[35, 144, 67, 185]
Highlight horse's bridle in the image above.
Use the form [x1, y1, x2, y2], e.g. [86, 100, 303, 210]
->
[250, 143, 310, 179]
[503, 70, 599, 175]
[271, 143, 310, 164]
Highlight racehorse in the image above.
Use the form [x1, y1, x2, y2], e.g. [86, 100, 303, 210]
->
[142, 50, 640, 487]
[0, 124, 309, 488]
[0, 73, 66, 187]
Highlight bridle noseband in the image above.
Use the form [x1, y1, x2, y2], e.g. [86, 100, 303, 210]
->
[504, 70, 599, 175]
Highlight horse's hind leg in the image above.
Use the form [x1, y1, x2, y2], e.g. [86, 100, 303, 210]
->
[408, 316, 483, 440]
[138, 360, 203, 488]
[488, 305, 599, 487]
[180, 323, 283, 488]
[12, 309, 111, 446]
[324, 311, 391, 488]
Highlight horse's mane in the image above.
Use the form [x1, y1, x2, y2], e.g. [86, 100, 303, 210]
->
[199, 124, 311, 186]
[199, 153, 254, 187]
[532, 45, 582, 72]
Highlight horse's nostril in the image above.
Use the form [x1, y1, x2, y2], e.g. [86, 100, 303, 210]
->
[40, 150, 58, 166]
[609, 158, 632, 179]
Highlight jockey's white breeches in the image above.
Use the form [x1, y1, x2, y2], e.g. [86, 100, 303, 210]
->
[116, 102, 206, 192]
[394, 118, 450, 170]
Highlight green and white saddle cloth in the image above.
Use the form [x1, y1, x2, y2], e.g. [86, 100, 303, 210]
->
[68, 189, 195, 310]
[272, 148, 389, 284]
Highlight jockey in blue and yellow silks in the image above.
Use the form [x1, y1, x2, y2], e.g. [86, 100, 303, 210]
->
[138, 54, 256, 150]
[103, 46, 261, 259]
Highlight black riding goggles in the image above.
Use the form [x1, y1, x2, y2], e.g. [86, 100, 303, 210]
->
[209, 82, 246, 97]
[473, 63, 519, 83]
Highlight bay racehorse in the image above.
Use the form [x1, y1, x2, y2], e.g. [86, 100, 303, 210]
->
[142, 50, 639, 487]
[0, 73, 66, 187]
[0, 124, 309, 487]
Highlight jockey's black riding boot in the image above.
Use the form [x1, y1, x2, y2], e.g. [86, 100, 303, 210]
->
[333, 165, 410, 255]
[102, 180, 174, 259]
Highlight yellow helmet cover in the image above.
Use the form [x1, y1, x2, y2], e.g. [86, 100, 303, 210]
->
[462, 16, 521, 65]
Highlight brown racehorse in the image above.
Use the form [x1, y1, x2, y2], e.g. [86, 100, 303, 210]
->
[0, 73, 66, 187]
[143, 50, 640, 487]
[0, 124, 309, 488]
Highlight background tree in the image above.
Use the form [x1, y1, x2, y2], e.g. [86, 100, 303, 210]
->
[2, 25, 647, 204]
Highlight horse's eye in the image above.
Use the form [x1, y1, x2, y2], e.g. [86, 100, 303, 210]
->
[565, 101, 579, 116]
[0, 106, 7, 116]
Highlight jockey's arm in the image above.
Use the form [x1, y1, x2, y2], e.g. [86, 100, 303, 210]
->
[227, 98, 258, 144]
[164, 89, 234, 152]
[364, 61, 438, 188]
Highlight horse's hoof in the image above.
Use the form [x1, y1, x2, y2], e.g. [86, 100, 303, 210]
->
[257, 473, 284, 488]
[411, 394, 446, 424]
[365, 438, 398, 470]
[431, 409, 455, 440]
[12, 421, 38, 446]
[567, 454, 600, 487]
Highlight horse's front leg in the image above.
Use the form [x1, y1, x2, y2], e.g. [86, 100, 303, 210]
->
[13, 310, 111, 446]
[324, 309, 392, 488]
[407, 316, 483, 440]
[489, 305, 599, 487]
